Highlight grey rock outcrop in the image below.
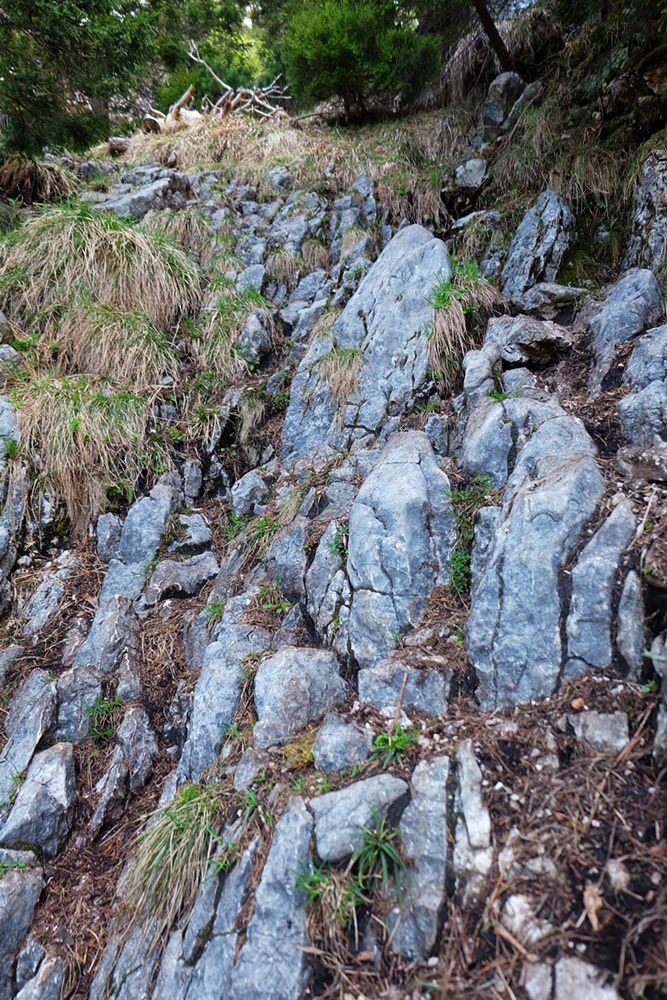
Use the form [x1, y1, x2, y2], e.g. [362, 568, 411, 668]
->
[281, 226, 450, 466]
[145, 551, 219, 606]
[347, 432, 455, 669]
[587, 269, 663, 395]
[310, 774, 408, 862]
[390, 756, 449, 959]
[0, 671, 56, 813]
[500, 191, 575, 308]
[230, 798, 312, 1000]
[618, 323, 667, 447]
[0, 743, 76, 857]
[0, 857, 44, 1000]
[253, 647, 347, 748]
[452, 740, 492, 906]
[623, 147, 667, 273]
[178, 592, 272, 782]
[15, 956, 65, 1000]
[358, 657, 450, 717]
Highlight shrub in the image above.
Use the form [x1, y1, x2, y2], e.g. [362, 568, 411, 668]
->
[282, 0, 439, 115]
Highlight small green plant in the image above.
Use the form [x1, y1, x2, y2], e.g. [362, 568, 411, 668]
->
[415, 398, 441, 415]
[371, 724, 417, 767]
[258, 579, 291, 616]
[352, 813, 406, 896]
[0, 859, 28, 877]
[327, 522, 349, 558]
[87, 693, 121, 741]
[3, 438, 18, 460]
[314, 773, 334, 793]
[448, 475, 497, 596]
[240, 787, 273, 829]
[292, 775, 306, 794]
[206, 599, 225, 624]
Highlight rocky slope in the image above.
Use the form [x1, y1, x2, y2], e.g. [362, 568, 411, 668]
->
[0, 33, 666, 1000]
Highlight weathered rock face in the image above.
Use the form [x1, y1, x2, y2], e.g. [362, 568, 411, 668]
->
[460, 315, 643, 707]
[229, 799, 312, 1000]
[390, 756, 449, 960]
[82, 168, 192, 220]
[281, 226, 450, 466]
[311, 713, 372, 772]
[452, 740, 492, 906]
[623, 147, 667, 273]
[310, 774, 408, 862]
[587, 269, 663, 395]
[0, 670, 57, 814]
[0, 854, 44, 1000]
[0, 743, 76, 857]
[178, 592, 272, 782]
[617, 322, 667, 447]
[347, 432, 455, 668]
[500, 191, 575, 308]
[253, 646, 347, 748]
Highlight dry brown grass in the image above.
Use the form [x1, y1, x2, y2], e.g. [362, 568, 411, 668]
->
[141, 207, 214, 266]
[9, 373, 161, 533]
[0, 202, 202, 332]
[428, 259, 502, 390]
[0, 159, 78, 204]
[266, 247, 302, 284]
[41, 298, 178, 388]
[301, 238, 330, 272]
[192, 287, 273, 380]
[122, 781, 234, 947]
[320, 346, 363, 408]
[308, 307, 341, 344]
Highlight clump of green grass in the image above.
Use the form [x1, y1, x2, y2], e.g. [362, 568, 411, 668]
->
[327, 521, 349, 558]
[448, 474, 496, 596]
[258, 579, 291, 616]
[320, 346, 363, 408]
[0, 201, 201, 331]
[427, 258, 501, 391]
[124, 782, 232, 944]
[370, 724, 418, 768]
[87, 693, 122, 741]
[9, 373, 162, 533]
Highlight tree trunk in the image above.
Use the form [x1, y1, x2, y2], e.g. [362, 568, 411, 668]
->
[470, 0, 515, 72]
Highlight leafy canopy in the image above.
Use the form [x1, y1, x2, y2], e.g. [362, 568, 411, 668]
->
[281, 0, 439, 114]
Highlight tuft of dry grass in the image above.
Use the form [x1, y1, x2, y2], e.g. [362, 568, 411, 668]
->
[141, 208, 213, 266]
[320, 346, 363, 408]
[0, 202, 201, 332]
[0, 159, 78, 204]
[427, 258, 502, 390]
[122, 782, 234, 946]
[266, 247, 302, 285]
[41, 297, 178, 388]
[9, 373, 161, 533]
[191, 286, 272, 380]
[340, 226, 370, 261]
[301, 238, 330, 272]
[237, 388, 267, 463]
[308, 307, 341, 344]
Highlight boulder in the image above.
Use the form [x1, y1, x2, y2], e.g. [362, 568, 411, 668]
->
[96, 513, 122, 564]
[310, 774, 408, 862]
[0, 743, 76, 857]
[566, 711, 629, 753]
[231, 470, 269, 517]
[358, 657, 450, 717]
[482, 71, 526, 141]
[253, 647, 347, 748]
[500, 191, 575, 308]
[311, 714, 372, 772]
[0, 671, 57, 813]
[618, 322, 667, 447]
[454, 158, 487, 191]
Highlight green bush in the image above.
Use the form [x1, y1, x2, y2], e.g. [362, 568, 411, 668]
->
[282, 0, 439, 115]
